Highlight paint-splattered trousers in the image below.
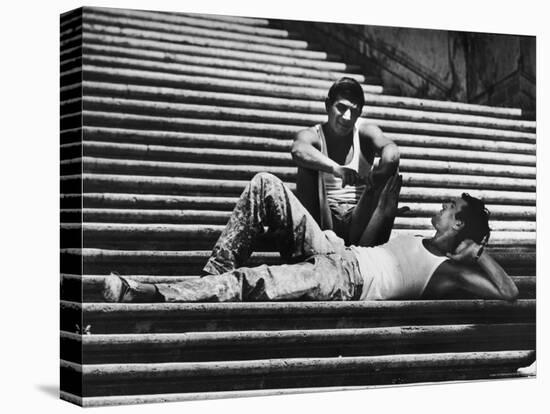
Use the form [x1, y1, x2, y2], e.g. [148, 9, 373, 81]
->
[155, 173, 363, 302]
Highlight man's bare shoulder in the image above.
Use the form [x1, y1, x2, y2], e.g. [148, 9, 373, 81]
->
[358, 121, 383, 139]
[294, 125, 322, 146]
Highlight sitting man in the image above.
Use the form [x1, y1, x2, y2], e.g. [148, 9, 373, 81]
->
[102, 172, 518, 303]
[292, 77, 401, 246]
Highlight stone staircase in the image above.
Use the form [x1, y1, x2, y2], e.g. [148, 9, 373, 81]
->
[60, 7, 536, 406]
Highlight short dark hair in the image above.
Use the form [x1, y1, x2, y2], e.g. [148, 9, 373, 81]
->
[456, 193, 491, 244]
[327, 77, 365, 109]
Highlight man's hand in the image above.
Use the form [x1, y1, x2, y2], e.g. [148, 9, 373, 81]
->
[446, 239, 482, 264]
[376, 173, 403, 218]
[358, 170, 375, 189]
[331, 165, 359, 187]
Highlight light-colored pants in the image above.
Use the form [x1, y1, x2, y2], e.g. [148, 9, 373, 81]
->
[155, 173, 363, 302]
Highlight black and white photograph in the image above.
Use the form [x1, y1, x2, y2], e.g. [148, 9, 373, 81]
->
[58, 3, 539, 407]
[3, 1, 547, 413]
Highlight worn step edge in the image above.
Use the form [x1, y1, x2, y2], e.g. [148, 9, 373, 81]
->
[64, 195, 536, 219]
[81, 56, 380, 93]
[61, 248, 536, 275]
[74, 154, 536, 179]
[78, 109, 535, 143]
[62, 298, 536, 313]
[77, 78, 534, 131]
[83, 11, 313, 49]
[78, 44, 367, 82]
[61, 207, 537, 227]
[79, 95, 536, 139]
[88, 7, 296, 38]
[82, 32, 357, 72]
[68, 168, 537, 193]
[60, 386, 372, 407]
[60, 206, 536, 223]
[72, 51, 523, 118]
[163, 11, 273, 27]
[60, 350, 536, 379]
[76, 130, 537, 165]
[81, 22, 332, 61]
[76, 66, 384, 99]
[62, 298, 536, 332]
[63, 174, 537, 205]
[61, 275, 536, 302]
[76, 126, 535, 155]
[60, 324, 536, 364]
[67, 223, 536, 245]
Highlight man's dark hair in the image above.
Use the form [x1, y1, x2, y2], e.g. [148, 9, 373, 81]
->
[456, 193, 491, 244]
[327, 77, 365, 109]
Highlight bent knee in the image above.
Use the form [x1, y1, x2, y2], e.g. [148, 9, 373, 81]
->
[251, 172, 283, 186]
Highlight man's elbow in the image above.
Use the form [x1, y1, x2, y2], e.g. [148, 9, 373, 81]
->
[385, 143, 400, 163]
[291, 140, 313, 166]
[291, 142, 304, 163]
[378, 144, 400, 176]
[501, 285, 520, 301]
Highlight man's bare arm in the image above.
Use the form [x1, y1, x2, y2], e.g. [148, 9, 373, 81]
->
[358, 173, 402, 246]
[291, 128, 359, 186]
[359, 123, 400, 184]
[445, 241, 519, 301]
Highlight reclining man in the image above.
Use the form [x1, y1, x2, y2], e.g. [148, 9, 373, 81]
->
[292, 77, 402, 246]
[102, 172, 518, 303]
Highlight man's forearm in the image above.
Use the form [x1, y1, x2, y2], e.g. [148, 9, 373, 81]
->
[476, 250, 519, 300]
[291, 141, 338, 173]
[358, 208, 387, 246]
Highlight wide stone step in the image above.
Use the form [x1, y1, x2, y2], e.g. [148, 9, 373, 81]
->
[88, 7, 298, 38]
[61, 274, 536, 302]
[77, 44, 367, 82]
[82, 10, 315, 50]
[70, 53, 525, 119]
[72, 126, 535, 157]
[60, 323, 535, 364]
[66, 138, 536, 169]
[81, 56, 359, 91]
[71, 154, 536, 180]
[75, 109, 535, 143]
[64, 223, 535, 250]
[61, 194, 536, 221]
[81, 33, 358, 72]
[64, 167, 536, 195]
[61, 209, 536, 231]
[61, 248, 535, 276]
[61, 174, 536, 205]
[60, 350, 535, 397]
[79, 57, 379, 95]
[168, 11, 274, 27]
[78, 95, 536, 141]
[76, 79, 535, 132]
[74, 65, 385, 99]
[63, 193, 238, 210]
[60, 299, 535, 333]
[59, 378, 530, 407]
[67, 137, 536, 178]
[81, 22, 334, 61]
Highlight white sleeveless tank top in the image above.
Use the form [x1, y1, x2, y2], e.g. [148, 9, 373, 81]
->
[350, 235, 447, 300]
[317, 124, 372, 206]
